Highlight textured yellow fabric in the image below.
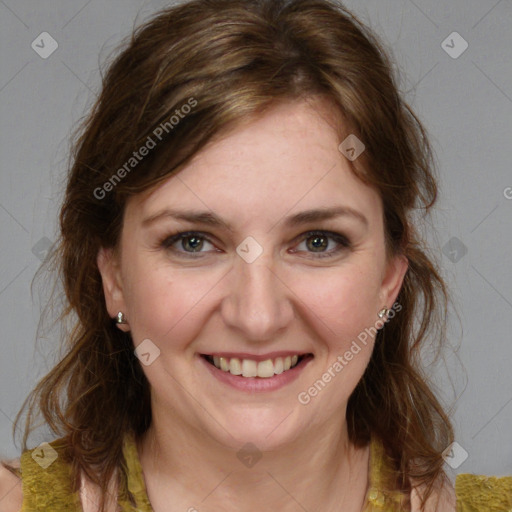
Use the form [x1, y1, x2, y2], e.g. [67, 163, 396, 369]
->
[362, 434, 409, 510]
[19, 437, 82, 511]
[121, 433, 153, 511]
[455, 473, 512, 512]
[18, 431, 512, 511]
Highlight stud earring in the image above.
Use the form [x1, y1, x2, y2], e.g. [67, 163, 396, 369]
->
[116, 311, 128, 324]
[378, 307, 389, 319]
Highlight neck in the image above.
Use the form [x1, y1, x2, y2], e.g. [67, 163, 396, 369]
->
[137, 409, 371, 512]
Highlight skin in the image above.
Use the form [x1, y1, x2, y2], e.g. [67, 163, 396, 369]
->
[97, 97, 409, 512]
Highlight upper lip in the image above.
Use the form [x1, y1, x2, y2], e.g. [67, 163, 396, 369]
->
[200, 351, 312, 362]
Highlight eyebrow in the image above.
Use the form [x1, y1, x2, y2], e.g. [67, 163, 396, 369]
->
[142, 206, 369, 230]
[282, 206, 368, 229]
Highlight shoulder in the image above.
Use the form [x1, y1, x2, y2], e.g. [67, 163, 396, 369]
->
[0, 459, 23, 512]
[410, 473, 512, 511]
[369, 436, 457, 511]
[11, 437, 77, 511]
[410, 477, 456, 512]
[455, 473, 512, 510]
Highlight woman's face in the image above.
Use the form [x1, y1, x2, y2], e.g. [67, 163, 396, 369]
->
[98, 98, 407, 451]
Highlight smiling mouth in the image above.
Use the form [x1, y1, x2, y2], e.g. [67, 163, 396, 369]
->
[201, 354, 313, 378]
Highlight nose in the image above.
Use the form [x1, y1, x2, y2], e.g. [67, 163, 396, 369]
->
[220, 253, 294, 342]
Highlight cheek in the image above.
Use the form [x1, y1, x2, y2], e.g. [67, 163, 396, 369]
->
[293, 267, 381, 409]
[291, 265, 382, 347]
[122, 259, 217, 347]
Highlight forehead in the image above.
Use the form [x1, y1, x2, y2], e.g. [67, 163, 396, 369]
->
[128, 99, 383, 230]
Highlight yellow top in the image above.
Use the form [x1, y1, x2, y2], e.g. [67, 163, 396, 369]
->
[17, 432, 512, 511]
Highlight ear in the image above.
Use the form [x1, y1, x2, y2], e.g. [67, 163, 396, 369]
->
[379, 253, 408, 309]
[97, 247, 130, 331]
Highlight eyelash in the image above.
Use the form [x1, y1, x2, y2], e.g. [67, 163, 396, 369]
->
[159, 230, 351, 259]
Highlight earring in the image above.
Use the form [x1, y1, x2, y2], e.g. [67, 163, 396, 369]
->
[116, 311, 128, 324]
[378, 307, 389, 319]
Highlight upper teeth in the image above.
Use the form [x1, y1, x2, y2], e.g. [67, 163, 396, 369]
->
[212, 355, 300, 378]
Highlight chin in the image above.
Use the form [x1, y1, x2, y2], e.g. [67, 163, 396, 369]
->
[210, 407, 302, 453]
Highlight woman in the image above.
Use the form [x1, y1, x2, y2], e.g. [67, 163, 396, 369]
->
[1, 0, 510, 510]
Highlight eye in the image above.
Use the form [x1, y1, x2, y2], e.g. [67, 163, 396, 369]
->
[292, 230, 351, 258]
[159, 229, 351, 260]
[160, 231, 217, 257]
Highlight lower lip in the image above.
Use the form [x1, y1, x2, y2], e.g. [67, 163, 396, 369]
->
[199, 355, 313, 392]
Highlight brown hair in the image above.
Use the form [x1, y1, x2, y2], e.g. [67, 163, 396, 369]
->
[6, 0, 454, 509]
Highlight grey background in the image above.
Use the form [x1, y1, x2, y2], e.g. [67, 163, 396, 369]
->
[1, 0, 511, 482]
